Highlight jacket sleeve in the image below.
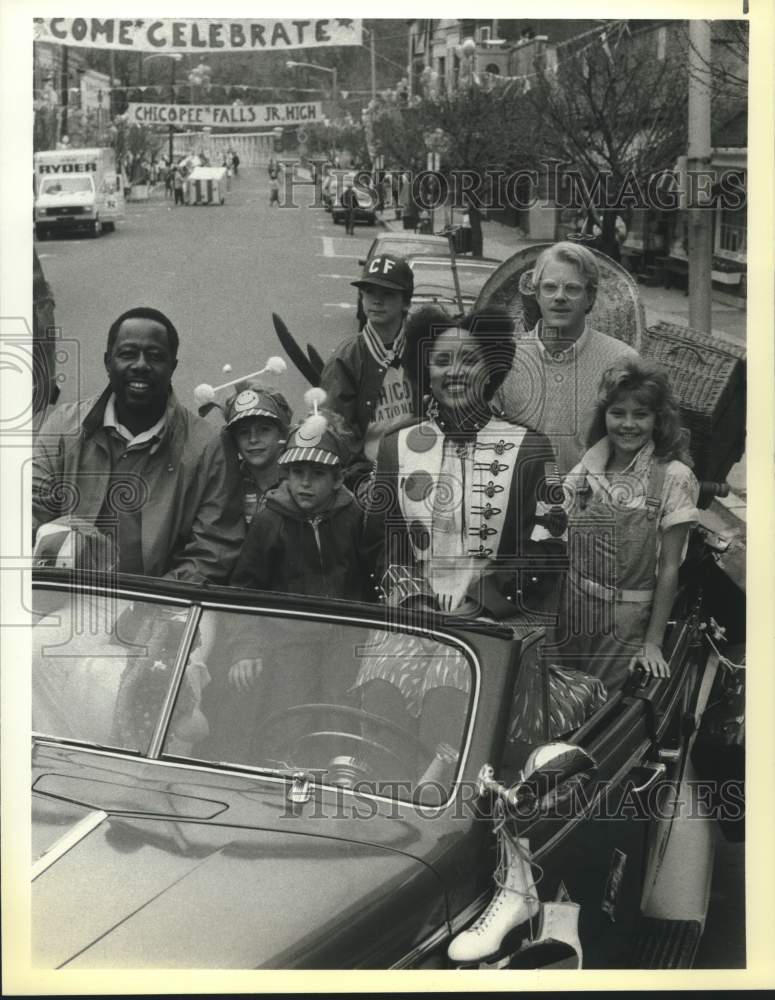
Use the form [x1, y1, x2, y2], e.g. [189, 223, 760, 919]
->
[518, 430, 568, 612]
[32, 404, 74, 537]
[164, 429, 246, 585]
[227, 509, 287, 665]
[320, 345, 366, 453]
[230, 507, 278, 591]
[473, 430, 567, 619]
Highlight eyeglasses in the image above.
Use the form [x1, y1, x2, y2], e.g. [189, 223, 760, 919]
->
[538, 280, 586, 300]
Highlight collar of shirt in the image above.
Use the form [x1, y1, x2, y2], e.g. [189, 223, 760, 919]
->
[103, 393, 166, 452]
[362, 319, 405, 369]
[534, 319, 589, 363]
[575, 437, 656, 503]
[240, 461, 279, 492]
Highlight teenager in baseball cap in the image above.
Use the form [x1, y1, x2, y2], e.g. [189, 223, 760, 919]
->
[351, 253, 414, 296]
[320, 253, 419, 494]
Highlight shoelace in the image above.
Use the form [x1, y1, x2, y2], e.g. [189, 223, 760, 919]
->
[465, 803, 542, 934]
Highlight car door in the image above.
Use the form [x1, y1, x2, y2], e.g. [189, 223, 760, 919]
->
[430, 608, 702, 968]
[501, 617, 701, 968]
[31, 576, 482, 969]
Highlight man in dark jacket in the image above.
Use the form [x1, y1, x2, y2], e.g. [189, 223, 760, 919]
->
[32, 306, 245, 582]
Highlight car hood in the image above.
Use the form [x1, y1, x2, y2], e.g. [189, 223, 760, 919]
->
[32, 761, 449, 969]
[37, 191, 94, 205]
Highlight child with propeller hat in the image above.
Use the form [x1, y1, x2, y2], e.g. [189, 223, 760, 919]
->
[231, 388, 365, 602]
[206, 391, 367, 756]
[194, 356, 291, 525]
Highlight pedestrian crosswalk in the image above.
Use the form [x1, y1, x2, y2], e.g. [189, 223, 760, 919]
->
[318, 236, 361, 259]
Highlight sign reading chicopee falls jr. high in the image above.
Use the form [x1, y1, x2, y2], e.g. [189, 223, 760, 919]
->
[34, 18, 362, 51]
[127, 103, 324, 127]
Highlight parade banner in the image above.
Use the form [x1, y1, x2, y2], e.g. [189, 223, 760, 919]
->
[127, 102, 324, 127]
[33, 18, 361, 52]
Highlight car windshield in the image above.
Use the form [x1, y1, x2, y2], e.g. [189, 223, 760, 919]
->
[40, 176, 94, 195]
[370, 239, 449, 261]
[32, 589, 475, 803]
[32, 589, 190, 755]
[411, 262, 498, 298]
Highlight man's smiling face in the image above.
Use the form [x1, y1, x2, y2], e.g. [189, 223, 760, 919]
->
[104, 318, 177, 429]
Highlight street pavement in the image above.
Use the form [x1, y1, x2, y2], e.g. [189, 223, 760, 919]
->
[34, 166, 745, 968]
[36, 165, 375, 425]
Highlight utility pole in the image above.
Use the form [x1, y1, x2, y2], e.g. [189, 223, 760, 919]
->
[370, 29, 377, 102]
[687, 19, 713, 333]
[60, 45, 69, 139]
[169, 58, 176, 162]
[109, 50, 116, 118]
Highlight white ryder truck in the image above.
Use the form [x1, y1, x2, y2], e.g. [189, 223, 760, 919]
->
[34, 147, 125, 239]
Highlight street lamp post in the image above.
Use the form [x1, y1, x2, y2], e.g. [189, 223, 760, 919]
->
[460, 36, 477, 91]
[286, 59, 338, 109]
[142, 52, 183, 163]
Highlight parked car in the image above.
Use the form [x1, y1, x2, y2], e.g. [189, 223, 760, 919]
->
[408, 256, 502, 315]
[30, 516, 742, 969]
[358, 233, 470, 268]
[330, 170, 378, 227]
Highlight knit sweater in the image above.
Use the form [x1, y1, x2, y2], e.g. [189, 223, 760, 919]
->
[492, 322, 639, 476]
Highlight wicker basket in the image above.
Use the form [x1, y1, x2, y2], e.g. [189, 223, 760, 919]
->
[641, 322, 746, 484]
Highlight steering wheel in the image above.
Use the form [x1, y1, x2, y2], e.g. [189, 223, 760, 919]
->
[260, 703, 437, 777]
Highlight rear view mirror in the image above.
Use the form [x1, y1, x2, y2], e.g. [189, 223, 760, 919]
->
[477, 742, 596, 814]
[521, 742, 596, 801]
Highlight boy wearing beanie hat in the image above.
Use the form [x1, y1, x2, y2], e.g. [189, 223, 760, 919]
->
[224, 398, 366, 725]
[223, 383, 292, 523]
[231, 395, 364, 602]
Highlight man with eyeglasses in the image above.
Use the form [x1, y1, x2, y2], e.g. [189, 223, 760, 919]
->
[492, 241, 639, 475]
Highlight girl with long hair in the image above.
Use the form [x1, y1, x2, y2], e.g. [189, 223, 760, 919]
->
[552, 357, 699, 693]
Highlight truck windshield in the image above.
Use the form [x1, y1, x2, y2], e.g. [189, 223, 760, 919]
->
[40, 176, 94, 195]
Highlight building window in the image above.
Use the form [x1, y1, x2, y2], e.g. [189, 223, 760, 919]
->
[437, 56, 446, 92]
[478, 25, 491, 43]
[656, 26, 667, 61]
[716, 203, 747, 258]
[485, 63, 500, 75]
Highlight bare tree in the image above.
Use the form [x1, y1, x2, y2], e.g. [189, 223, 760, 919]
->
[526, 22, 692, 259]
[366, 84, 539, 253]
[415, 86, 541, 254]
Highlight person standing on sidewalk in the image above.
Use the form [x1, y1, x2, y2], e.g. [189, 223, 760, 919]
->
[341, 179, 357, 235]
[173, 165, 185, 207]
[492, 242, 639, 475]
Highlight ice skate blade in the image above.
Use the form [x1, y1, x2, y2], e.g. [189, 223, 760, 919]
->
[448, 918, 533, 966]
[508, 939, 581, 969]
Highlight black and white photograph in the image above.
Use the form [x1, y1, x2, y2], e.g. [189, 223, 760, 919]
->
[2, 1, 773, 992]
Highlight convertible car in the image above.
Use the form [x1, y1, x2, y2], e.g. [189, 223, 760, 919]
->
[30, 517, 743, 971]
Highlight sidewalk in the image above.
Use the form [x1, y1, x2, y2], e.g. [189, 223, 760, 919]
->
[476, 218, 747, 345]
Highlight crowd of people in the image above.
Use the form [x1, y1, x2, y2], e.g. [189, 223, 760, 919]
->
[124, 147, 241, 205]
[31, 238, 702, 965]
[32, 240, 699, 699]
